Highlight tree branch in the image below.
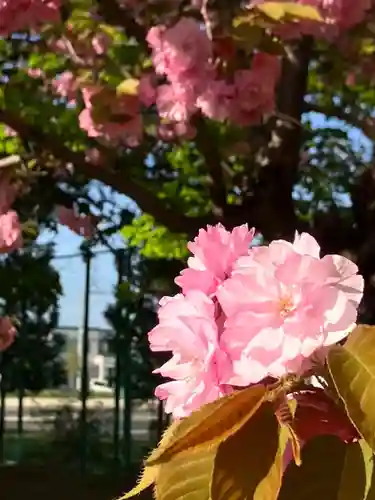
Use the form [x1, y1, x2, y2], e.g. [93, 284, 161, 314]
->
[95, 0, 147, 47]
[193, 116, 227, 217]
[304, 102, 375, 141]
[0, 108, 213, 237]
[244, 38, 313, 241]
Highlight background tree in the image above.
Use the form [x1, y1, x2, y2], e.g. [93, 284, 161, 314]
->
[104, 250, 181, 400]
[0, 245, 65, 393]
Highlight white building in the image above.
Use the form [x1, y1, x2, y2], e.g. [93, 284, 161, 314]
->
[54, 326, 116, 389]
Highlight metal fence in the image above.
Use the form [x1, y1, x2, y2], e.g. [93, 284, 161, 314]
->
[0, 245, 169, 474]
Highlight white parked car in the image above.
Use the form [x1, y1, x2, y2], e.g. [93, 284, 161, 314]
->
[89, 379, 113, 394]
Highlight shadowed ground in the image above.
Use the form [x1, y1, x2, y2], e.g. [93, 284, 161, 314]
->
[0, 465, 152, 500]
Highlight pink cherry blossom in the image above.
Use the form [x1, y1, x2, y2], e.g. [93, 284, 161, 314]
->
[156, 84, 197, 122]
[229, 54, 281, 125]
[196, 80, 235, 122]
[0, 0, 60, 35]
[157, 120, 196, 141]
[3, 126, 17, 137]
[51, 71, 78, 104]
[146, 18, 212, 83]
[149, 291, 232, 418]
[91, 32, 111, 55]
[79, 86, 142, 146]
[175, 223, 255, 296]
[150, 226, 364, 416]
[0, 210, 23, 253]
[0, 316, 16, 351]
[217, 232, 364, 385]
[138, 73, 157, 107]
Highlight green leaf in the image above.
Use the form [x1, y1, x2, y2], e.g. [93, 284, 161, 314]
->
[361, 440, 374, 500]
[256, 2, 322, 21]
[119, 421, 181, 499]
[230, 24, 265, 52]
[116, 78, 139, 96]
[328, 325, 375, 451]
[155, 441, 216, 500]
[275, 397, 301, 466]
[359, 438, 375, 500]
[210, 402, 282, 500]
[279, 436, 368, 500]
[147, 384, 267, 465]
[339, 440, 372, 500]
[256, 2, 286, 20]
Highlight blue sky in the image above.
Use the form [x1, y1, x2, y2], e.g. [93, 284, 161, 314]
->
[40, 226, 118, 329]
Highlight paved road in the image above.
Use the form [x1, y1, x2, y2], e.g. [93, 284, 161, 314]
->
[1, 398, 159, 437]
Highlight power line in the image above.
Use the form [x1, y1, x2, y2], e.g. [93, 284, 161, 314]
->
[52, 248, 112, 260]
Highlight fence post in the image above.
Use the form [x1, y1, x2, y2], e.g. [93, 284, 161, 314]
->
[79, 245, 92, 474]
[17, 302, 26, 437]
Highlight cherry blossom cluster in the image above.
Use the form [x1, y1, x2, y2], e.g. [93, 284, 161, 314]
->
[47, 23, 112, 66]
[148, 224, 364, 418]
[146, 17, 280, 130]
[0, 174, 22, 352]
[0, 174, 22, 254]
[78, 86, 144, 147]
[0, 316, 16, 351]
[0, 0, 61, 36]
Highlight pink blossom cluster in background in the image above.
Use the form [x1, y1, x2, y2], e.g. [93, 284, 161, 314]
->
[0, 316, 16, 351]
[148, 224, 364, 418]
[79, 86, 143, 147]
[57, 206, 96, 239]
[146, 17, 281, 130]
[0, 175, 23, 253]
[0, 0, 61, 36]
[48, 25, 112, 66]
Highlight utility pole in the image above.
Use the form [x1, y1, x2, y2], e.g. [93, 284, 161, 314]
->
[79, 245, 92, 474]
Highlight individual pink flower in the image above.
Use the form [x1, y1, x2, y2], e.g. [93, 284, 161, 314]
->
[158, 120, 196, 141]
[138, 73, 157, 107]
[230, 53, 281, 125]
[27, 68, 44, 79]
[196, 80, 235, 122]
[175, 223, 255, 296]
[79, 86, 142, 146]
[0, 316, 16, 351]
[91, 32, 111, 55]
[3, 126, 17, 137]
[51, 71, 78, 104]
[0, 210, 23, 253]
[217, 232, 364, 385]
[146, 18, 212, 82]
[149, 291, 232, 418]
[156, 84, 197, 122]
